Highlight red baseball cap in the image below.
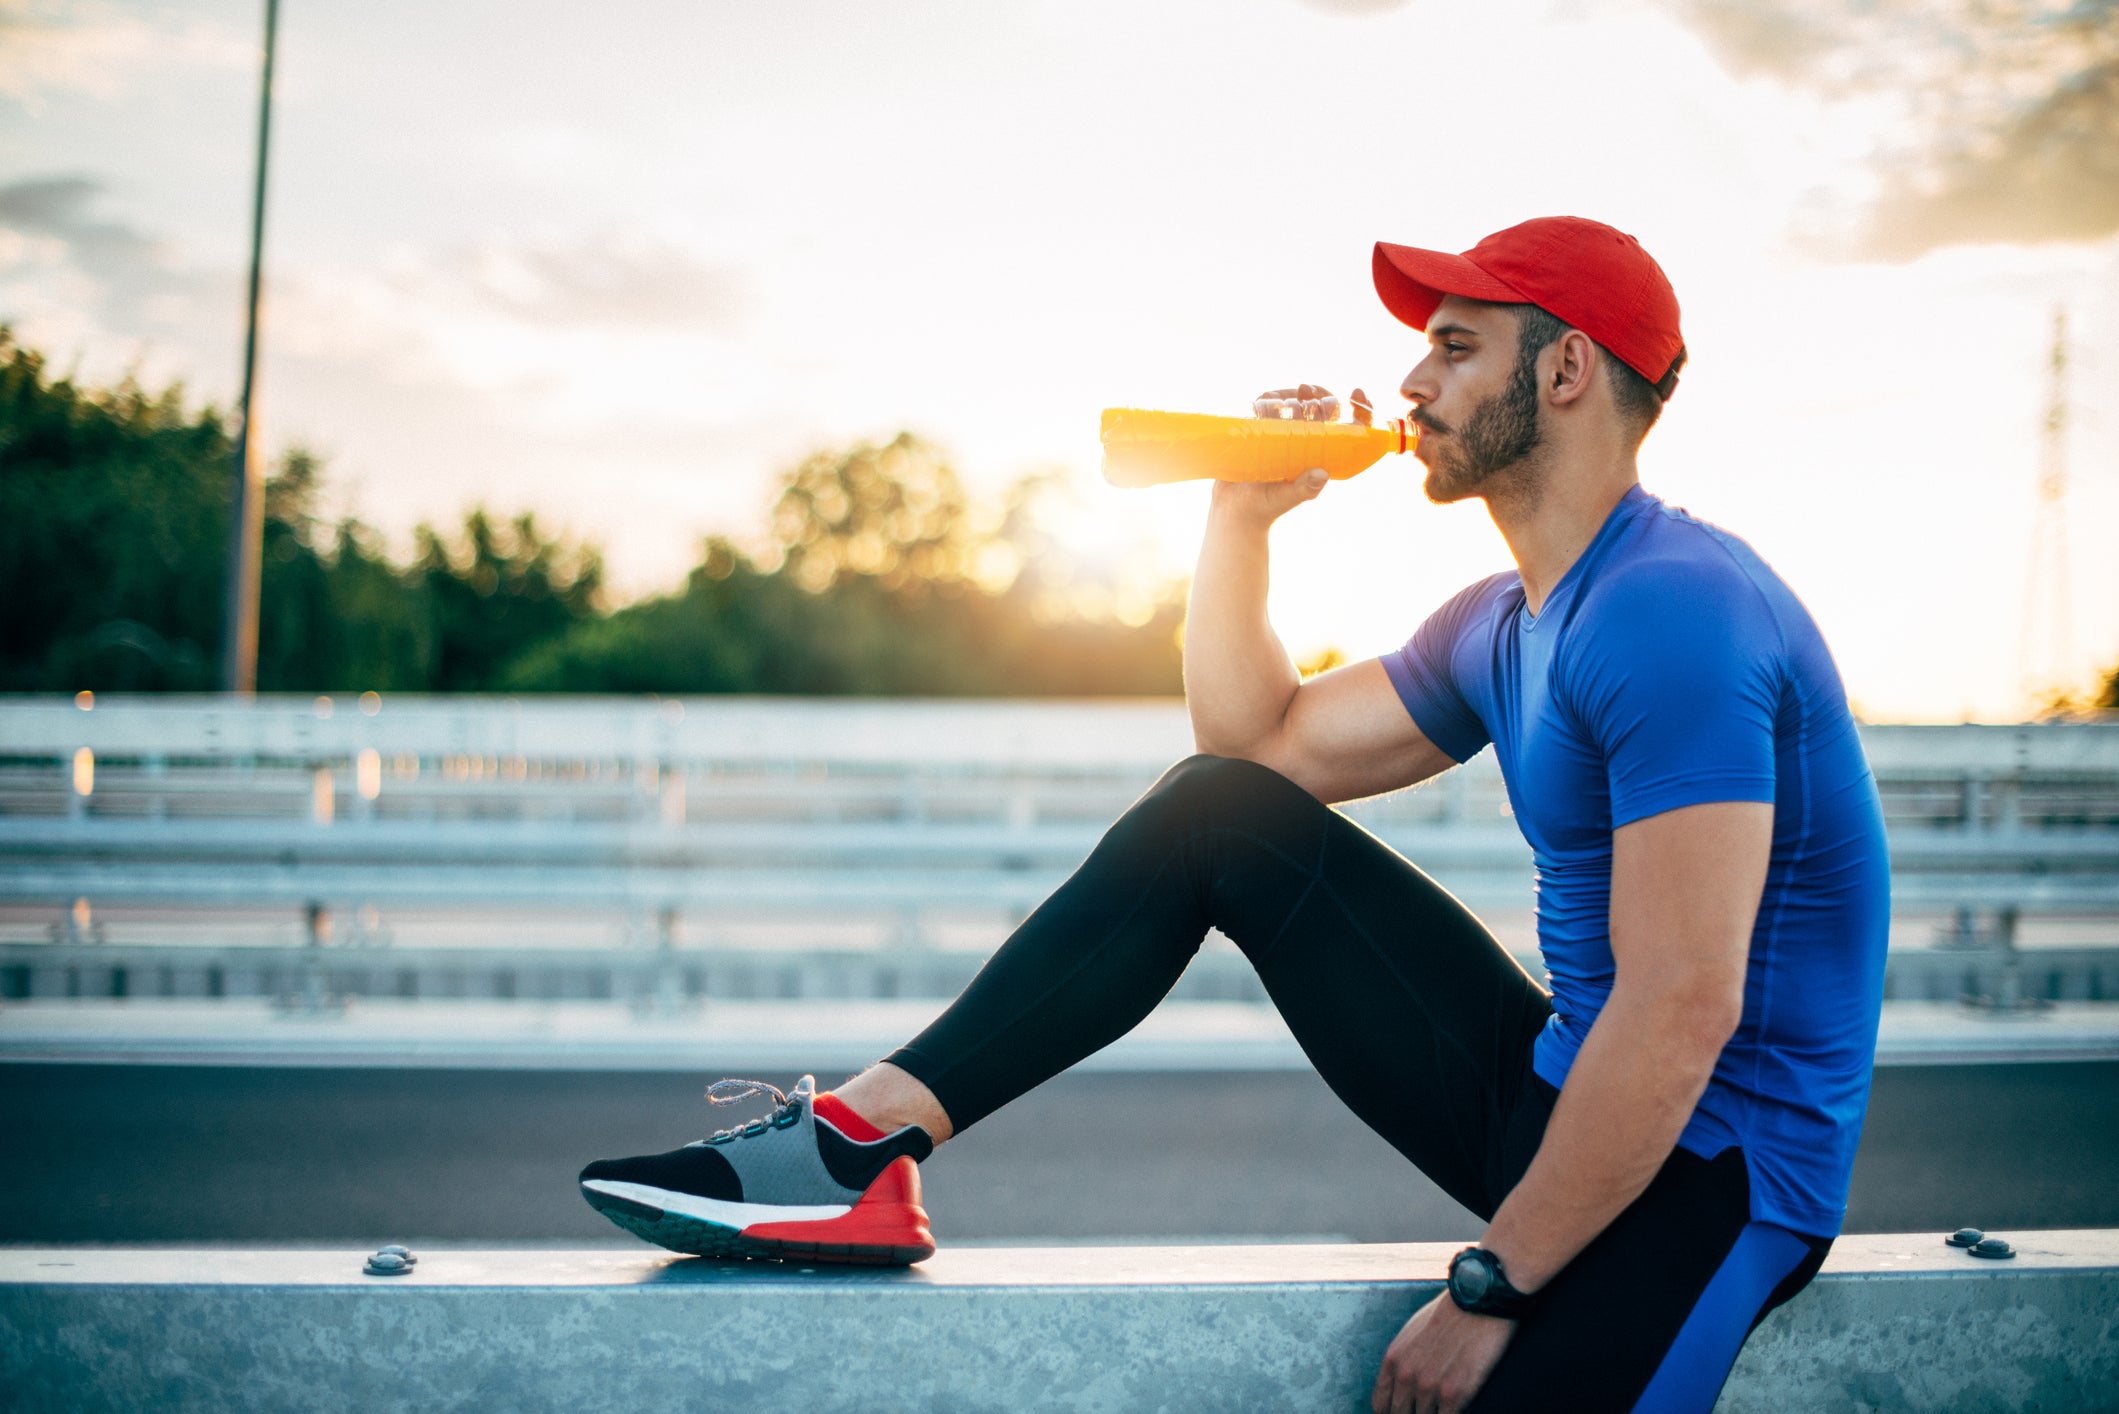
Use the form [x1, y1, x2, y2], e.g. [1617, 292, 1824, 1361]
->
[1373, 216, 1687, 399]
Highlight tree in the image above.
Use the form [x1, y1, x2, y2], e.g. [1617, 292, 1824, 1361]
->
[412, 510, 602, 691]
[255, 455, 436, 692]
[1, 333, 1184, 698]
[0, 333, 602, 694]
[767, 433, 982, 595]
[508, 437, 1184, 696]
[0, 333, 227, 690]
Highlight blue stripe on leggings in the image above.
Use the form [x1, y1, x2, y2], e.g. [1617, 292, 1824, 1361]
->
[1630, 1221, 1813, 1414]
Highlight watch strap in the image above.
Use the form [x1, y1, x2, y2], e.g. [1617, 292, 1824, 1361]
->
[1447, 1246, 1537, 1319]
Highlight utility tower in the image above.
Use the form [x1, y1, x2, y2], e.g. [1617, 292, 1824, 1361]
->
[2018, 306, 2073, 711]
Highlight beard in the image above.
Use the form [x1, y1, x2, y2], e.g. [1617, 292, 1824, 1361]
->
[1412, 356, 1545, 505]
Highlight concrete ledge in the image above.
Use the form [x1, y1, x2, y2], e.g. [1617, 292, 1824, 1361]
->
[4, 1234, 2115, 1412]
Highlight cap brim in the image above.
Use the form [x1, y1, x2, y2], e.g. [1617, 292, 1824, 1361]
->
[1373, 242, 1528, 330]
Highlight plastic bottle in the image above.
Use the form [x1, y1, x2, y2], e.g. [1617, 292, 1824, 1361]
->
[1100, 408, 1417, 488]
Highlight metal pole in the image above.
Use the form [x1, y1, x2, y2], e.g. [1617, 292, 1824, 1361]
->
[221, 0, 281, 695]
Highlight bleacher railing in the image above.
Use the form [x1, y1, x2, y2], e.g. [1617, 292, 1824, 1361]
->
[3, 697, 2115, 1006]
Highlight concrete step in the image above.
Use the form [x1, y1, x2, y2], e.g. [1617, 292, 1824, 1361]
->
[3, 1235, 2113, 1412]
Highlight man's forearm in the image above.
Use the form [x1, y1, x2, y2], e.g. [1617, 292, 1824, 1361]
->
[1479, 984, 1733, 1293]
[1184, 497, 1301, 755]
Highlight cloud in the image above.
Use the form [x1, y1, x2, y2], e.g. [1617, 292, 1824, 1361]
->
[0, 0, 249, 108]
[0, 173, 750, 360]
[0, 183, 764, 441]
[1671, 1, 1873, 90]
[450, 233, 752, 334]
[245, 230, 769, 442]
[0, 173, 163, 273]
[1670, 0, 2119, 258]
[1294, 0, 1413, 13]
[1863, 52, 2119, 257]
[0, 171, 231, 346]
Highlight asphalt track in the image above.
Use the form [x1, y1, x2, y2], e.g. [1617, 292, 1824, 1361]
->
[5, 1062, 2116, 1246]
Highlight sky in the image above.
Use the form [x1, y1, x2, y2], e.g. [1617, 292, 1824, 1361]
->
[3, 0, 2115, 720]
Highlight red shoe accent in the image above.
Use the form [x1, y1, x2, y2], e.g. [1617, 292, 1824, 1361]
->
[740, 1156, 936, 1263]
[813, 1092, 886, 1142]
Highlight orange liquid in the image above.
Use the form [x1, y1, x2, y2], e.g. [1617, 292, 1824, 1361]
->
[1100, 408, 1416, 488]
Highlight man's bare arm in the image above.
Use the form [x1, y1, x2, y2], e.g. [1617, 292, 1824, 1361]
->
[1184, 473, 1451, 803]
[1479, 800, 1772, 1291]
[1370, 799, 1770, 1413]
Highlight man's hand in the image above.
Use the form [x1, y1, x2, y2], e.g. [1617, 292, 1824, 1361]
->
[1253, 383, 1341, 421]
[1208, 465, 1328, 526]
[1253, 383, 1374, 425]
[1371, 1294, 1516, 1414]
[1208, 380, 1357, 527]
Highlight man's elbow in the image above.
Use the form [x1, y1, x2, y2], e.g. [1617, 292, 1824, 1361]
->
[1672, 975, 1746, 1061]
[1186, 702, 1274, 764]
[1189, 727, 1253, 767]
[1190, 719, 1279, 770]
[1623, 969, 1745, 1067]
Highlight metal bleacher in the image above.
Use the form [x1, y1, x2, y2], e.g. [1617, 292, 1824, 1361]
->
[1, 695, 2115, 1009]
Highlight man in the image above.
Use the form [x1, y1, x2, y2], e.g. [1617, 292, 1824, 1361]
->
[578, 216, 1891, 1412]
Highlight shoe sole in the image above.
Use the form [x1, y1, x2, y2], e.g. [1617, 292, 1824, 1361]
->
[581, 1154, 935, 1267]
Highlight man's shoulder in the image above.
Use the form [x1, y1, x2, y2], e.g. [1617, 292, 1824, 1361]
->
[1417, 569, 1522, 642]
[1447, 568, 1524, 615]
[1585, 499, 1782, 621]
[1559, 510, 1793, 683]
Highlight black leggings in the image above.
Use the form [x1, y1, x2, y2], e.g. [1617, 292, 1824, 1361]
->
[887, 755, 1827, 1412]
[890, 752, 1550, 1216]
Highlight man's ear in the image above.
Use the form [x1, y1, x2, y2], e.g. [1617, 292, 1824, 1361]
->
[1547, 329, 1597, 407]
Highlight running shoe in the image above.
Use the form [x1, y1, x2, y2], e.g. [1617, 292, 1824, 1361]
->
[578, 1075, 936, 1265]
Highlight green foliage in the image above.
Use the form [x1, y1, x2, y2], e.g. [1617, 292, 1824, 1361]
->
[0, 333, 1182, 696]
[412, 511, 602, 691]
[0, 333, 228, 689]
[0, 331, 607, 693]
[502, 437, 1186, 695]
[254, 451, 435, 691]
[769, 433, 980, 595]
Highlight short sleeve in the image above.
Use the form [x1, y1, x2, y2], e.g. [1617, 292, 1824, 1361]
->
[1559, 561, 1781, 827]
[1382, 575, 1508, 764]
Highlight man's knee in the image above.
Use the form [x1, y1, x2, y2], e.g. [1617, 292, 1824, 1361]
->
[1141, 753, 1314, 822]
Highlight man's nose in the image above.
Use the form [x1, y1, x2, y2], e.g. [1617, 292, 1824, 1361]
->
[1400, 347, 1446, 405]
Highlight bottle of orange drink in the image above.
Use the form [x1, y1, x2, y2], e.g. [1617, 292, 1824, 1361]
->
[1100, 405, 1417, 488]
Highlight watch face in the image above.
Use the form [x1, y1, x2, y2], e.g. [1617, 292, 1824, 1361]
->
[1453, 1254, 1493, 1303]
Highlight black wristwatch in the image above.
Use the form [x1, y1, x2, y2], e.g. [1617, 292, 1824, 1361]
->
[1446, 1246, 1538, 1319]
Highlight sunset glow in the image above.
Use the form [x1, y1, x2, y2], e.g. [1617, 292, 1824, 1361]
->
[3, 0, 2113, 718]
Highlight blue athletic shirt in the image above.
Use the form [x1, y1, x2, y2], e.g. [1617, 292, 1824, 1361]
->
[1382, 485, 1889, 1237]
